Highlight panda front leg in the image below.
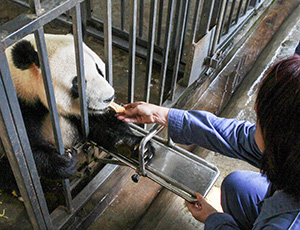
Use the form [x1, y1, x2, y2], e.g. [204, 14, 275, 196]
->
[88, 110, 154, 161]
[32, 142, 78, 179]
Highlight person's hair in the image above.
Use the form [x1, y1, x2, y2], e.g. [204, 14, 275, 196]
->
[256, 55, 300, 200]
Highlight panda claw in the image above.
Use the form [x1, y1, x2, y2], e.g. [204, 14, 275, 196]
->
[65, 148, 76, 159]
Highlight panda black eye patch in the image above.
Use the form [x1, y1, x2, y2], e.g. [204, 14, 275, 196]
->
[71, 76, 79, 99]
[96, 64, 104, 77]
[71, 76, 88, 99]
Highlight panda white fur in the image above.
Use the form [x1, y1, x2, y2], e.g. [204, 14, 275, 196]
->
[0, 33, 153, 185]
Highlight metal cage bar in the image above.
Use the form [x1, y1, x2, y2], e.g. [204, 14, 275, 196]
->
[71, 4, 89, 139]
[235, 0, 244, 24]
[196, 0, 215, 41]
[139, 0, 144, 38]
[169, 0, 189, 101]
[34, 27, 74, 213]
[121, 0, 125, 31]
[0, 53, 53, 229]
[226, 0, 237, 34]
[156, 0, 164, 46]
[190, 0, 203, 44]
[158, 0, 175, 105]
[144, 0, 158, 102]
[104, 0, 114, 86]
[128, 0, 138, 103]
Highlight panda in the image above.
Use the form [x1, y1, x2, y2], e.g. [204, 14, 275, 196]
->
[0, 33, 153, 187]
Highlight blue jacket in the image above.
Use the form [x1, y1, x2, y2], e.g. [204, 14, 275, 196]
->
[168, 109, 300, 229]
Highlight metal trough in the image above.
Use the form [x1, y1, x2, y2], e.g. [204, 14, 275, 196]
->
[98, 124, 219, 203]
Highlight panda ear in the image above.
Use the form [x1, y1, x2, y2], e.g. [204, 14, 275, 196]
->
[11, 40, 40, 70]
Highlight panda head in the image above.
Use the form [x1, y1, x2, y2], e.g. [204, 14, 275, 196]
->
[7, 34, 115, 116]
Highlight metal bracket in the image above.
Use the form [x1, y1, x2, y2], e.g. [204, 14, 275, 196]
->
[204, 56, 220, 69]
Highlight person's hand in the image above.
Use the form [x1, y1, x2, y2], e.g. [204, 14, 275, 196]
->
[185, 193, 218, 223]
[116, 102, 170, 127]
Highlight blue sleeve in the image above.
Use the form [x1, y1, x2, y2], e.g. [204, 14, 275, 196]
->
[205, 213, 240, 230]
[254, 213, 300, 230]
[295, 41, 300, 55]
[167, 109, 262, 168]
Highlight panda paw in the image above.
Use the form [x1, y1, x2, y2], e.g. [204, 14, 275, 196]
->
[134, 141, 155, 163]
[54, 148, 78, 179]
[122, 136, 155, 163]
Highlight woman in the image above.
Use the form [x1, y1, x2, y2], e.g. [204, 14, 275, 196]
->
[116, 55, 300, 229]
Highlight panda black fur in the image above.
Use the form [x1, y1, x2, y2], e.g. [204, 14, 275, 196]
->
[1, 34, 154, 184]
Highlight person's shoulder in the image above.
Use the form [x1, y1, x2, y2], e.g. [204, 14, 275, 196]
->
[255, 192, 300, 227]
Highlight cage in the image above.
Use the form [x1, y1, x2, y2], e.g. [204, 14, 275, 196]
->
[0, 0, 267, 229]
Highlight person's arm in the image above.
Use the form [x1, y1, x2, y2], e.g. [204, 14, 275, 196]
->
[168, 109, 262, 168]
[185, 193, 240, 230]
[117, 103, 262, 167]
[117, 102, 170, 126]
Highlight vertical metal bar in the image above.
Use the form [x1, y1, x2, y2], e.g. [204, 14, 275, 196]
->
[0, 53, 53, 230]
[253, 0, 259, 8]
[28, 0, 41, 14]
[104, 0, 113, 86]
[169, 0, 189, 101]
[210, 0, 227, 55]
[210, 0, 221, 26]
[159, 0, 175, 105]
[190, 0, 203, 44]
[235, 0, 244, 24]
[71, 5, 89, 139]
[139, 0, 144, 38]
[196, 0, 215, 41]
[121, 0, 125, 31]
[179, 0, 191, 61]
[244, 0, 251, 15]
[156, 0, 164, 46]
[86, 0, 93, 20]
[218, 0, 230, 40]
[34, 29, 64, 155]
[128, 0, 138, 103]
[34, 28, 73, 212]
[144, 0, 158, 103]
[80, 1, 87, 33]
[170, 0, 182, 58]
[226, 0, 237, 33]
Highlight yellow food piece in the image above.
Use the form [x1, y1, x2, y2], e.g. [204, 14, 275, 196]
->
[109, 102, 125, 113]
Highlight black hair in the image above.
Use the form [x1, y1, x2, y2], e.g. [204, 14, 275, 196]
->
[256, 55, 300, 200]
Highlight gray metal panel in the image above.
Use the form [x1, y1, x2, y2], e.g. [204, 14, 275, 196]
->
[0, 0, 85, 48]
[147, 141, 219, 199]
[0, 51, 53, 230]
[72, 4, 89, 138]
[34, 27, 74, 213]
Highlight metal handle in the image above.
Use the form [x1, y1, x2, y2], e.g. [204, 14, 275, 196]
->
[138, 124, 163, 176]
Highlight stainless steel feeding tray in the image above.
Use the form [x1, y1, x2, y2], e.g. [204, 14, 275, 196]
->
[99, 124, 219, 203]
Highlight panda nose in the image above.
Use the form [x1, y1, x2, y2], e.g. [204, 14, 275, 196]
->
[104, 95, 114, 104]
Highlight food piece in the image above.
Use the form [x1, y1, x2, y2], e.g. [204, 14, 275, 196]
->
[109, 101, 125, 113]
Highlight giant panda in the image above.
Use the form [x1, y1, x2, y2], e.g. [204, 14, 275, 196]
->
[0, 33, 153, 189]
